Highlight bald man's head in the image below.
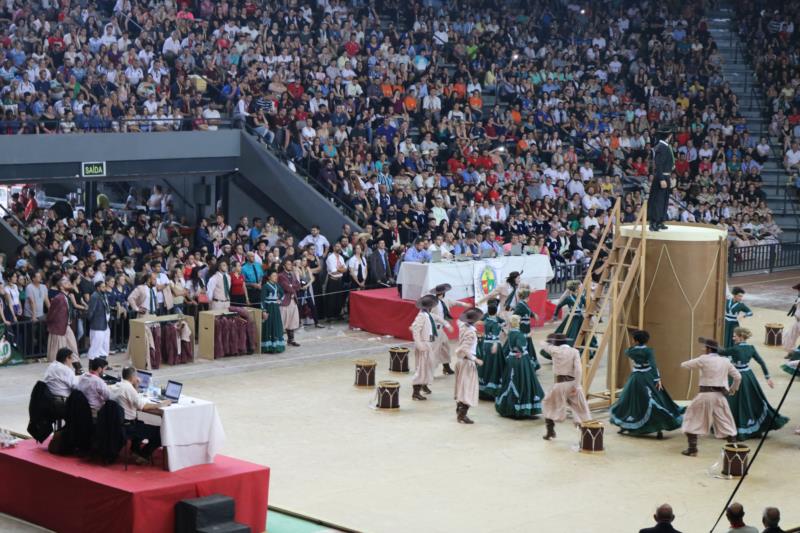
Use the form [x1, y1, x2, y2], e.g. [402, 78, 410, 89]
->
[763, 507, 780, 527]
[654, 504, 674, 523]
[727, 502, 745, 523]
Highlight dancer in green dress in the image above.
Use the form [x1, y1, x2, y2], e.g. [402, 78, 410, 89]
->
[720, 327, 788, 439]
[260, 270, 286, 353]
[512, 285, 539, 369]
[609, 330, 683, 438]
[494, 314, 544, 419]
[723, 287, 752, 348]
[478, 300, 506, 400]
[781, 349, 800, 376]
[544, 280, 597, 360]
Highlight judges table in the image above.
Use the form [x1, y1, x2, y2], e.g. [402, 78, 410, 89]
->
[397, 255, 554, 300]
[139, 395, 226, 472]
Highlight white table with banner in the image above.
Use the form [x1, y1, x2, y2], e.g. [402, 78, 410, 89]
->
[138, 395, 226, 472]
[396, 255, 554, 301]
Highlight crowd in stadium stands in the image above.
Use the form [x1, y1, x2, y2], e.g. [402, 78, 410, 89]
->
[0, 0, 790, 354]
[735, 2, 800, 192]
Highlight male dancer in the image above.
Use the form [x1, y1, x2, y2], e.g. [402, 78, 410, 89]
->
[430, 283, 468, 375]
[410, 294, 438, 401]
[454, 308, 484, 424]
[540, 333, 592, 440]
[648, 128, 675, 232]
[680, 338, 741, 456]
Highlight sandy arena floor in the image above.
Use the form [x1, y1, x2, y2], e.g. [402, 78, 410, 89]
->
[1, 274, 799, 532]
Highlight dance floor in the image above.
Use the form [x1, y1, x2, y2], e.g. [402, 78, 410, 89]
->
[0, 440, 269, 533]
[349, 287, 555, 340]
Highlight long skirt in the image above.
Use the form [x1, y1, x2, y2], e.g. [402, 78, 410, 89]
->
[609, 372, 684, 435]
[87, 328, 110, 359]
[412, 345, 433, 386]
[723, 320, 738, 348]
[681, 392, 737, 438]
[783, 319, 800, 352]
[280, 301, 300, 331]
[47, 328, 78, 362]
[261, 303, 285, 353]
[782, 352, 800, 376]
[542, 382, 592, 423]
[455, 357, 479, 406]
[494, 353, 544, 419]
[728, 368, 789, 439]
[478, 339, 505, 400]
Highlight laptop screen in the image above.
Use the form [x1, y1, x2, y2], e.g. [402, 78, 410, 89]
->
[136, 370, 152, 392]
[164, 380, 183, 401]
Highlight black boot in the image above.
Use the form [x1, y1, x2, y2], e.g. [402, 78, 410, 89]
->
[649, 223, 660, 232]
[726, 435, 738, 443]
[459, 403, 474, 424]
[421, 384, 432, 394]
[543, 419, 556, 440]
[412, 385, 427, 401]
[681, 433, 698, 456]
[442, 363, 455, 375]
[287, 329, 300, 347]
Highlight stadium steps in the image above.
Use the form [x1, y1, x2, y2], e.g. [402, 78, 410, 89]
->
[708, 4, 800, 241]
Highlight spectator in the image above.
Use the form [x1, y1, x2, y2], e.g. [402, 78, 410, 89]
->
[726, 503, 759, 533]
[761, 507, 784, 533]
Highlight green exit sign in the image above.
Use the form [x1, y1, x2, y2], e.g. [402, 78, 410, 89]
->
[81, 161, 107, 178]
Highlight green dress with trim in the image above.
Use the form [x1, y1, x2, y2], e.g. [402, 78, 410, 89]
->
[513, 301, 539, 369]
[723, 298, 752, 348]
[494, 328, 544, 419]
[609, 345, 684, 435]
[720, 342, 788, 439]
[478, 314, 506, 400]
[541, 293, 597, 360]
[260, 282, 286, 353]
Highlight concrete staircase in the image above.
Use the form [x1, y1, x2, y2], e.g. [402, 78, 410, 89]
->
[708, 4, 800, 241]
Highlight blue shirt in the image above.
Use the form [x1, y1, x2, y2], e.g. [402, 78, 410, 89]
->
[404, 247, 432, 263]
[242, 262, 264, 284]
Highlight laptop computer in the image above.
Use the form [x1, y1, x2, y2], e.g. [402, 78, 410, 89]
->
[479, 248, 494, 259]
[430, 250, 442, 263]
[136, 370, 152, 393]
[510, 243, 523, 256]
[163, 380, 183, 402]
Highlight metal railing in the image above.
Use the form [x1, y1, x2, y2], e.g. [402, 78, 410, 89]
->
[547, 262, 590, 298]
[728, 242, 800, 275]
[0, 117, 240, 135]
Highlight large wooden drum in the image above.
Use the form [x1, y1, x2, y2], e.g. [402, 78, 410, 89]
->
[376, 380, 400, 409]
[579, 420, 604, 453]
[722, 443, 750, 477]
[354, 359, 376, 387]
[617, 224, 728, 401]
[765, 324, 783, 346]
[389, 347, 410, 373]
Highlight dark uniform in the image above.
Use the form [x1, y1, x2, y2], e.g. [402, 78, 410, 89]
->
[647, 139, 675, 229]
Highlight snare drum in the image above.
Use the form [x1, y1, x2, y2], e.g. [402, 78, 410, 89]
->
[722, 443, 750, 477]
[376, 380, 400, 409]
[765, 323, 783, 347]
[389, 347, 410, 373]
[579, 420, 604, 453]
[354, 359, 377, 387]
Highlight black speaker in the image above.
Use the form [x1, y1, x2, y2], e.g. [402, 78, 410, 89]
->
[197, 522, 251, 533]
[175, 494, 235, 533]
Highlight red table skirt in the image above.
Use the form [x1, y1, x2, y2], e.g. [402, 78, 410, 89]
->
[0, 439, 270, 533]
[349, 288, 554, 341]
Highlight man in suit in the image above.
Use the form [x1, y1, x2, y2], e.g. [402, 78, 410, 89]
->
[86, 280, 111, 360]
[639, 504, 683, 533]
[368, 239, 393, 287]
[648, 128, 675, 231]
[761, 507, 784, 533]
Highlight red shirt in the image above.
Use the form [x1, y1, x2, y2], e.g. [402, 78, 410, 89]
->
[447, 157, 465, 174]
[675, 159, 690, 175]
[344, 41, 360, 57]
[23, 197, 38, 221]
[229, 272, 246, 296]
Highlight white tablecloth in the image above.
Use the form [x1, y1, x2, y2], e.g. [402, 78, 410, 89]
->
[397, 255, 554, 300]
[139, 395, 226, 472]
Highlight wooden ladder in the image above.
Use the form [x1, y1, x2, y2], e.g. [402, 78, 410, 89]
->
[558, 202, 648, 410]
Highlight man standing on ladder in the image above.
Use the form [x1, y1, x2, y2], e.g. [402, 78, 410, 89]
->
[648, 128, 675, 232]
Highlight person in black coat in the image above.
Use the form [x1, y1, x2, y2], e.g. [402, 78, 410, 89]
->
[648, 129, 675, 232]
[761, 506, 785, 533]
[367, 239, 393, 287]
[639, 504, 683, 533]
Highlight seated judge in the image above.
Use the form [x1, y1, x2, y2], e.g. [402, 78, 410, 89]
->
[43, 347, 79, 418]
[76, 358, 110, 418]
[111, 367, 171, 465]
[403, 237, 432, 263]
